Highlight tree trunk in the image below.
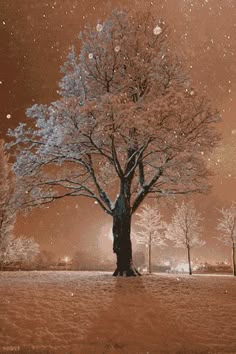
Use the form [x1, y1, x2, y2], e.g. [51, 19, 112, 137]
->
[112, 197, 141, 277]
[232, 244, 236, 276]
[187, 246, 192, 275]
[148, 233, 152, 274]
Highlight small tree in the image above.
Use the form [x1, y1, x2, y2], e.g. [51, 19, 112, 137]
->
[166, 201, 204, 275]
[135, 204, 166, 273]
[0, 140, 16, 270]
[9, 10, 219, 276]
[0, 141, 39, 270]
[1, 236, 40, 269]
[217, 203, 236, 276]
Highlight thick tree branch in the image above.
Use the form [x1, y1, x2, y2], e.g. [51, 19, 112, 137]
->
[131, 166, 163, 214]
[87, 154, 112, 211]
[111, 135, 124, 178]
[124, 138, 152, 179]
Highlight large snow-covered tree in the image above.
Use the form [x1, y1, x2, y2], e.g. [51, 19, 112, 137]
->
[166, 201, 205, 275]
[217, 203, 236, 276]
[9, 10, 219, 276]
[135, 204, 166, 273]
[0, 140, 16, 269]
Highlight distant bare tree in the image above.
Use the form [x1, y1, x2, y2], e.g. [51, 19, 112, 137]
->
[135, 204, 166, 273]
[166, 201, 205, 275]
[9, 10, 219, 276]
[217, 203, 236, 276]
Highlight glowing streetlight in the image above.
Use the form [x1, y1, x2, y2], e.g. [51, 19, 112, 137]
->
[64, 256, 70, 263]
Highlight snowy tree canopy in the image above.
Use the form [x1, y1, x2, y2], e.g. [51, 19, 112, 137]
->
[8, 10, 220, 215]
[135, 204, 166, 247]
[217, 203, 236, 246]
[166, 201, 205, 248]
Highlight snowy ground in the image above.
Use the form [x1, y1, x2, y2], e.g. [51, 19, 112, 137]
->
[0, 271, 236, 354]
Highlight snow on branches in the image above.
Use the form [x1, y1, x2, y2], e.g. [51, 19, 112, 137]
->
[166, 201, 204, 248]
[135, 204, 166, 247]
[217, 203, 236, 247]
[1, 236, 40, 269]
[0, 141, 39, 269]
[134, 203, 166, 273]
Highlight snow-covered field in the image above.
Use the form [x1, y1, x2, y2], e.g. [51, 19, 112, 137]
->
[0, 271, 236, 354]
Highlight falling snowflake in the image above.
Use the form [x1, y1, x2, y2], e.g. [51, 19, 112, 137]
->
[6, 114, 11, 119]
[114, 45, 121, 52]
[153, 25, 162, 36]
[88, 53, 93, 59]
[96, 24, 103, 32]
[190, 90, 195, 96]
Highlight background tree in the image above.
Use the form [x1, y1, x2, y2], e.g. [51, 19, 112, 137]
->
[0, 140, 16, 270]
[1, 236, 40, 269]
[217, 203, 236, 276]
[0, 141, 39, 270]
[166, 201, 205, 275]
[135, 204, 166, 273]
[9, 10, 219, 276]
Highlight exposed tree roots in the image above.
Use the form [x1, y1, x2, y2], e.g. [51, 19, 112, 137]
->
[113, 266, 142, 277]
